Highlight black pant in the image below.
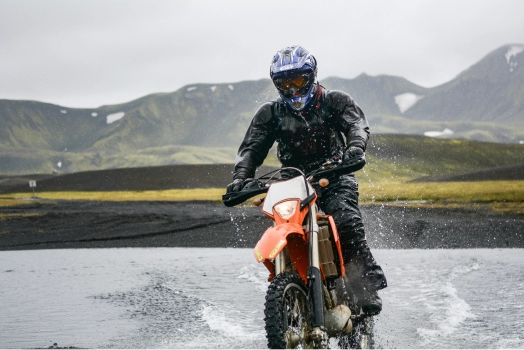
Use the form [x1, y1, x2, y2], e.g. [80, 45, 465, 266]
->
[316, 174, 387, 292]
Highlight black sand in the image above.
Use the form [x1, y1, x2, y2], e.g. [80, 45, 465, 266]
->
[1, 199, 522, 251]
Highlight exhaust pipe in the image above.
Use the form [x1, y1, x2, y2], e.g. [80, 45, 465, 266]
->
[324, 304, 353, 335]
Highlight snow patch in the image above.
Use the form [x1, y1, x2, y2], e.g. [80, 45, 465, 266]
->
[91, 112, 98, 117]
[187, 86, 197, 91]
[506, 45, 524, 72]
[519, 140, 524, 144]
[228, 85, 235, 91]
[60, 110, 67, 114]
[424, 128, 454, 137]
[394, 93, 424, 113]
[57, 161, 62, 168]
[505, 45, 524, 63]
[106, 112, 125, 124]
[210, 86, 217, 92]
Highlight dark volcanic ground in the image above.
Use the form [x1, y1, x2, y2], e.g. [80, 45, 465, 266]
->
[1, 199, 522, 251]
[1, 163, 523, 251]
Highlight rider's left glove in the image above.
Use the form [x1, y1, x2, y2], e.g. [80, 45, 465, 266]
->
[343, 146, 366, 166]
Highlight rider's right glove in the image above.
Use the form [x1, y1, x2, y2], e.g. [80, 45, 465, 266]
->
[226, 178, 254, 193]
[343, 146, 366, 167]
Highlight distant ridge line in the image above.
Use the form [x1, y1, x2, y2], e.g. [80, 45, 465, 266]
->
[0, 164, 278, 193]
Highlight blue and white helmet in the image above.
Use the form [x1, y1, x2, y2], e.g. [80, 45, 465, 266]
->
[270, 46, 317, 112]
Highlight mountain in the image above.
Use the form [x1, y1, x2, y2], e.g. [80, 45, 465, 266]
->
[404, 44, 524, 126]
[321, 44, 524, 142]
[0, 79, 276, 152]
[322, 74, 430, 118]
[1, 44, 523, 175]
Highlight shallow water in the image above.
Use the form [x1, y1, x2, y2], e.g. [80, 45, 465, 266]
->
[1, 248, 523, 349]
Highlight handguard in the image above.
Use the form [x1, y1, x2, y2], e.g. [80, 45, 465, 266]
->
[312, 155, 366, 179]
[222, 180, 268, 207]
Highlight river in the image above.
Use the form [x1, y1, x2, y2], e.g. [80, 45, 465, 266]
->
[1, 248, 523, 349]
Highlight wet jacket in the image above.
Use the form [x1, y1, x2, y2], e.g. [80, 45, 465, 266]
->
[233, 85, 370, 179]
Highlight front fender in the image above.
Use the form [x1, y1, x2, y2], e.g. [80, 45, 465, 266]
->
[254, 223, 305, 262]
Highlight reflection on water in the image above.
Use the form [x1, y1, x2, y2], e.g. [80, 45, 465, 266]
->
[1, 248, 523, 349]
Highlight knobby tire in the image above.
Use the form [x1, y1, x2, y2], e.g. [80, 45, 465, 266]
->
[264, 272, 310, 349]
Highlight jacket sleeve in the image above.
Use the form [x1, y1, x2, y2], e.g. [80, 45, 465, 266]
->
[327, 90, 370, 151]
[233, 102, 276, 180]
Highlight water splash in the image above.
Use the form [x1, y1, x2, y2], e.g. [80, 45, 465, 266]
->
[416, 262, 478, 343]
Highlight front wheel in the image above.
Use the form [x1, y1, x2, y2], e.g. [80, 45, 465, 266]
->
[264, 272, 311, 349]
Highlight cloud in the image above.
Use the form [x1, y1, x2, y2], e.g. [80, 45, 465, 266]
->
[1, 0, 523, 107]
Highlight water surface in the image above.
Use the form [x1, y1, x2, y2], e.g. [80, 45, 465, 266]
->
[1, 248, 522, 348]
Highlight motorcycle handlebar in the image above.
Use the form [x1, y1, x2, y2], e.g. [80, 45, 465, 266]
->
[222, 157, 366, 207]
[309, 156, 366, 179]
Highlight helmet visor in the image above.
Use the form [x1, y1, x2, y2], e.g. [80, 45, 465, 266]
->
[274, 73, 311, 98]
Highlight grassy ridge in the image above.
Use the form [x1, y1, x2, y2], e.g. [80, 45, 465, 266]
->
[360, 135, 524, 183]
[0, 188, 227, 202]
[359, 181, 524, 202]
[2, 180, 522, 214]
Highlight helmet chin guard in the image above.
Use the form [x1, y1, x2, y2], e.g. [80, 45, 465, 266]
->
[287, 83, 316, 111]
[270, 46, 317, 112]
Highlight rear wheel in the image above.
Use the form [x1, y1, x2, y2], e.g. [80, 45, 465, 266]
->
[335, 276, 375, 349]
[264, 272, 311, 349]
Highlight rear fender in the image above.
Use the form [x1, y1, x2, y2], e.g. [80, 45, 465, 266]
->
[254, 223, 309, 282]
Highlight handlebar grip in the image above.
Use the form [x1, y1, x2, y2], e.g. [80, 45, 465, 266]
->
[222, 181, 268, 207]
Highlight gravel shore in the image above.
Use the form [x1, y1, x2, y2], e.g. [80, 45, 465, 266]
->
[1, 200, 522, 251]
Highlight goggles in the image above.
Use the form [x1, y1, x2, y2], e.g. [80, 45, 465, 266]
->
[274, 73, 311, 98]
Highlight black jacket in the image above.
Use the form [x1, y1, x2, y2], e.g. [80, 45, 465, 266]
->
[233, 85, 370, 180]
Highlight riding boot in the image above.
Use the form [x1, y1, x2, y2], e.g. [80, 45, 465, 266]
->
[329, 209, 388, 292]
[343, 246, 387, 315]
[332, 210, 387, 314]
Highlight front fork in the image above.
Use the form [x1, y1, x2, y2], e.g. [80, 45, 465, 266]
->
[273, 205, 327, 342]
[306, 205, 324, 328]
[305, 205, 327, 342]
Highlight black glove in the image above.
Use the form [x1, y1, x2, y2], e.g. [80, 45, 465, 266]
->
[343, 146, 366, 167]
[226, 178, 253, 193]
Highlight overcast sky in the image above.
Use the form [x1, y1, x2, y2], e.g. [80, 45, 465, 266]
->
[1, 0, 523, 108]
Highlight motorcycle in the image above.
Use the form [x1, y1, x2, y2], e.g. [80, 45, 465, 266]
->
[223, 157, 374, 349]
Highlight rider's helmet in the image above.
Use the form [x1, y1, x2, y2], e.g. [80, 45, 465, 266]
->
[270, 45, 317, 112]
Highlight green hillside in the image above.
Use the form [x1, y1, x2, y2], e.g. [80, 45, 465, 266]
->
[357, 135, 524, 183]
[0, 145, 237, 176]
[0, 79, 276, 153]
[239, 135, 524, 184]
[1, 135, 522, 180]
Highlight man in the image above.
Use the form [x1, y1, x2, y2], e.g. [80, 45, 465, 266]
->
[226, 45, 387, 315]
